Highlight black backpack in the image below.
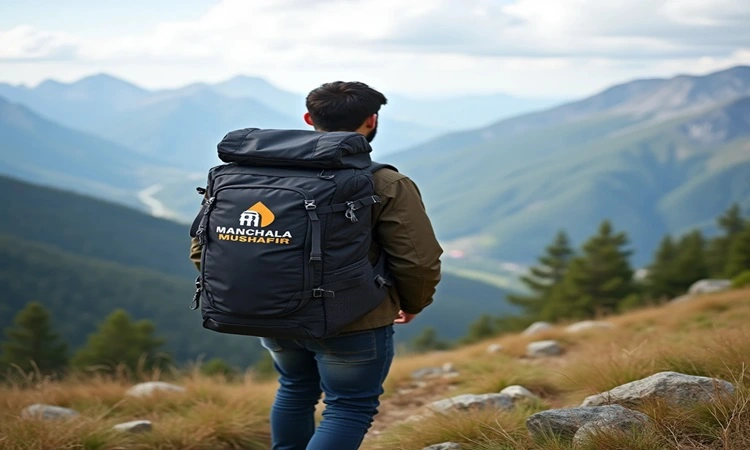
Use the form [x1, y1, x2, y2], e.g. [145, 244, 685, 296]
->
[189, 128, 394, 339]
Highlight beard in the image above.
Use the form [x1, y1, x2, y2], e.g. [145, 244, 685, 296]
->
[366, 124, 378, 143]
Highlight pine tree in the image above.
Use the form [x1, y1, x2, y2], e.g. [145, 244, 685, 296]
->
[672, 230, 709, 288]
[0, 302, 68, 374]
[72, 309, 170, 373]
[707, 203, 746, 276]
[550, 221, 634, 319]
[646, 235, 680, 299]
[461, 314, 498, 344]
[507, 230, 574, 317]
[726, 226, 750, 278]
[410, 327, 450, 353]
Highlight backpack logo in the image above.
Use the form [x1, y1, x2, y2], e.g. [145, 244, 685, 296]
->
[215, 201, 292, 245]
[239, 202, 275, 227]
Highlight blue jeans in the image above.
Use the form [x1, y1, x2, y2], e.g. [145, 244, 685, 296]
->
[260, 325, 394, 450]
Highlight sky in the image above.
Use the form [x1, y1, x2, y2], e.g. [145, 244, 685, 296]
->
[1, 0, 749, 99]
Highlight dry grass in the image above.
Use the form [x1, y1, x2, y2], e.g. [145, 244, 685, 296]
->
[2, 288, 749, 449]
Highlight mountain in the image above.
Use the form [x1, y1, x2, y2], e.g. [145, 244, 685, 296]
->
[0, 96, 186, 209]
[0, 175, 515, 363]
[387, 92, 562, 130]
[0, 74, 150, 132]
[390, 66, 750, 266]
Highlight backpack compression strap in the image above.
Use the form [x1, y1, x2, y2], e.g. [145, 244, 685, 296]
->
[369, 161, 398, 173]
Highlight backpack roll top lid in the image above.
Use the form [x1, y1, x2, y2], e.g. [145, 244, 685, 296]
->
[217, 128, 373, 169]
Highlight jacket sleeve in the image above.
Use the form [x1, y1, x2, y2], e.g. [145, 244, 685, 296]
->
[374, 176, 443, 314]
[189, 236, 202, 271]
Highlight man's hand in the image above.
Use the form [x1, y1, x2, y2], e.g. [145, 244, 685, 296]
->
[394, 310, 417, 324]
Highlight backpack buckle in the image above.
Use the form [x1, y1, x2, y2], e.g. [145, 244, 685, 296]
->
[312, 288, 325, 298]
[305, 200, 317, 210]
[345, 202, 359, 223]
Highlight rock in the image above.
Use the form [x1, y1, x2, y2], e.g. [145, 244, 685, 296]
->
[429, 393, 514, 413]
[670, 294, 694, 303]
[412, 363, 457, 380]
[126, 381, 186, 398]
[22, 404, 79, 420]
[688, 279, 732, 295]
[500, 385, 539, 402]
[565, 320, 614, 333]
[526, 405, 646, 439]
[113, 420, 153, 433]
[423, 443, 462, 450]
[526, 340, 562, 357]
[522, 321, 553, 336]
[487, 344, 504, 354]
[572, 413, 650, 446]
[582, 371, 735, 408]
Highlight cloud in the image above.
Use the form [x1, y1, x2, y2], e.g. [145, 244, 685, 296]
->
[0, 0, 748, 96]
[0, 26, 79, 60]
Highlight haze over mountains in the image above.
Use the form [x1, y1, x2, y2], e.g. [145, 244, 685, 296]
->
[1, 66, 748, 273]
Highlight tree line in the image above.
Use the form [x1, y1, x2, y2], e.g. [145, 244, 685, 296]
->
[411, 203, 750, 352]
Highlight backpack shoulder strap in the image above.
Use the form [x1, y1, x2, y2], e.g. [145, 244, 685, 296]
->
[369, 161, 398, 174]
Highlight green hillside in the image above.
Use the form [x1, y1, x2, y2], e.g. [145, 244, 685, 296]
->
[391, 81, 750, 266]
[0, 233, 258, 365]
[0, 175, 195, 279]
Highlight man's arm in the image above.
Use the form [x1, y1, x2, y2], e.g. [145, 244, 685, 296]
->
[374, 175, 443, 315]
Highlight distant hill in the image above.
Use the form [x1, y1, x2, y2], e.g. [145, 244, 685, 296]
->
[0, 175, 515, 363]
[391, 67, 750, 266]
[0, 96, 186, 210]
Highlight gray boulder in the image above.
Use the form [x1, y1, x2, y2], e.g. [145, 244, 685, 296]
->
[565, 320, 614, 333]
[572, 413, 650, 446]
[526, 405, 646, 439]
[126, 381, 186, 398]
[688, 279, 732, 295]
[113, 420, 153, 433]
[487, 343, 504, 354]
[581, 371, 735, 408]
[522, 321, 553, 336]
[500, 385, 539, 402]
[527, 340, 562, 357]
[22, 404, 79, 420]
[422, 443, 462, 450]
[429, 393, 514, 413]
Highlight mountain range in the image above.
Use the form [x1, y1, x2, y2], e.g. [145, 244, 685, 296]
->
[1, 67, 748, 274]
[389, 66, 750, 267]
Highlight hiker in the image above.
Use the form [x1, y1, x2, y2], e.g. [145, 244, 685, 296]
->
[189, 81, 442, 450]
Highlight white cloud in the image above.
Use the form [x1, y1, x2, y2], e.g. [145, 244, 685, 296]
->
[0, 25, 78, 60]
[0, 0, 748, 96]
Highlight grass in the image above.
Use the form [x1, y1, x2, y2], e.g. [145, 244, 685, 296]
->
[1, 288, 749, 450]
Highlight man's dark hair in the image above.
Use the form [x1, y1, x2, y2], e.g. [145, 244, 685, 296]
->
[306, 81, 387, 131]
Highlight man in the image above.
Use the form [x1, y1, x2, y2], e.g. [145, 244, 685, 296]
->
[189, 81, 442, 450]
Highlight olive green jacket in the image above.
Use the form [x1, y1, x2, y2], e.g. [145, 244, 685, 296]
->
[189, 168, 443, 333]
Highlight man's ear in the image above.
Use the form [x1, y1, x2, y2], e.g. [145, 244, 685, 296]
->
[303, 112, 315, 127]
[364, 113, 377, 130]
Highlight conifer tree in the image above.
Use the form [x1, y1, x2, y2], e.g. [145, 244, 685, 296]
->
[72, 309, 169, 373]
[707, 203, 746, 276]
[646, 235, 679, 299]
[507, 230, 574, 317]
[1, 302, 68, 374]
[551, 221, 634, 319]
[461, 314, 498, 344]
[672, 230, 709, 287]
[726, 226, 750, 278]
[411, 327, 450, 353]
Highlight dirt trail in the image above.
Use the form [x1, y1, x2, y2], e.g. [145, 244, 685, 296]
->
[365, 375, 461, 443]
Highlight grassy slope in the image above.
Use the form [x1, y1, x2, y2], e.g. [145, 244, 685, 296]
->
[1, 288, 747, 449]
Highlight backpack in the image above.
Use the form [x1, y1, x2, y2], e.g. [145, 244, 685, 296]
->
[189, 128, 395, 340]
